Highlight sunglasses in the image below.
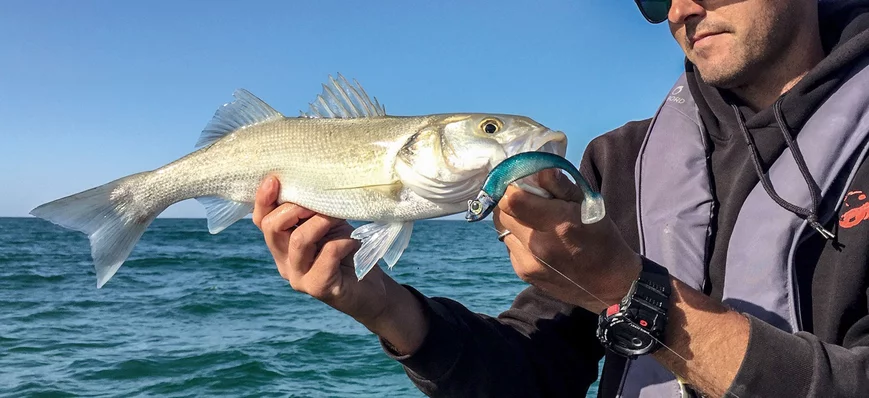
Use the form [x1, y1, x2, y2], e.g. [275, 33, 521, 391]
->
[635, 0, 671, 24]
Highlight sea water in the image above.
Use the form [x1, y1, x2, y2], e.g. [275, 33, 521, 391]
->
[0, 218, 601, 397]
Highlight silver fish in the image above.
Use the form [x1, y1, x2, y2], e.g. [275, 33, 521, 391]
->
[30, 74, 568, 288]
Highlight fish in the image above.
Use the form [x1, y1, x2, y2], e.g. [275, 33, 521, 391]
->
[464, 151, 606, 223]
[30, 74, 568, 288]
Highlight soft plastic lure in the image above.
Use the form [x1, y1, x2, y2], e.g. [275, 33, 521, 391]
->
[465, 151, 606, 224]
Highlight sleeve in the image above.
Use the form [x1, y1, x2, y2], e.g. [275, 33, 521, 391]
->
[379, 285, 605, 398]
[725, 161, 869, 397]
[726, 314, 869, 397]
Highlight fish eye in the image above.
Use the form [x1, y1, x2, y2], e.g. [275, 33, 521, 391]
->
[470, 200, 482, 214]
[480, 119, 501, 134]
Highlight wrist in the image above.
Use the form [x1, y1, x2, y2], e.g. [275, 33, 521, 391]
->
[358, 277, 429, 355]
[591, 252, 643, 313]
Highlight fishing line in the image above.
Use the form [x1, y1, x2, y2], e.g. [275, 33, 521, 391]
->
[488, 225, 742, 398]
[488, 225, 689, 363]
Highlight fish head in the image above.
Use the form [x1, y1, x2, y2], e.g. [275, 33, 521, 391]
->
[437, 114, 568, 204]
[437, 114, 567, 172]
[394, 113, 568, 207]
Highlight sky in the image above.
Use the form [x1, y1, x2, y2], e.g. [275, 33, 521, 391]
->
[0, 1, 686, 218]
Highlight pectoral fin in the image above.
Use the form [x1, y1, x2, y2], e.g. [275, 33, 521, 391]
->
[350, 221, 414, 280]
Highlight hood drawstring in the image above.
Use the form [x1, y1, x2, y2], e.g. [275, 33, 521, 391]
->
[731, 99, 836, 240]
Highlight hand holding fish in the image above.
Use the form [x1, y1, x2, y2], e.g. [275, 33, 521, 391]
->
[493, 170, 642, 314]
[253, 176, 429, 355]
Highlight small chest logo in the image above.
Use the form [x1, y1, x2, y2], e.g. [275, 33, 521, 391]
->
[666, 85, 686, 104]
[839, 190, 869, 228]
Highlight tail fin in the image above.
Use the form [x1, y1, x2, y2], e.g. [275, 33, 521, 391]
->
[30, 173, 158, 288]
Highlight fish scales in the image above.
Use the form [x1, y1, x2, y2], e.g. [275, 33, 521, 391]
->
[144, 116, 439, 222]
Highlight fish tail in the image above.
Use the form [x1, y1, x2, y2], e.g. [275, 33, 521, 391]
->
[30, 172, 162, 288]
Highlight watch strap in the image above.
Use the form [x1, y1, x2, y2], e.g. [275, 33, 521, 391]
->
[596, 257, 672, 358]
[630, 257, 672, 316]
[638, 257, 671, 297]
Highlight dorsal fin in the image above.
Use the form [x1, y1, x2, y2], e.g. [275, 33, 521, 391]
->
[300, 74, 387, 119]
[196, 89, 284, 148]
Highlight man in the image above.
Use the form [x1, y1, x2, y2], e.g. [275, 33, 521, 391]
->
[253, 0, 869, 396]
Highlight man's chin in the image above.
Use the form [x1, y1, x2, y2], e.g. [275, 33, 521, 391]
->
[692, 60, 746, 89]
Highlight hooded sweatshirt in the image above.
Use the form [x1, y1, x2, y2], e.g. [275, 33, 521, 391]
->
[380, 1, 869, 396]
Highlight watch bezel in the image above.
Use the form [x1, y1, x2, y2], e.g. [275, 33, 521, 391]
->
[597, 314, 660, 358]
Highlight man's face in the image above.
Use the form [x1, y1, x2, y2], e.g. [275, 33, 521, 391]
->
[667, 0, 807, 88]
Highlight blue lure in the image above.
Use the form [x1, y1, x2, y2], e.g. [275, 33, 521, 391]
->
[465, 152, 606, 224]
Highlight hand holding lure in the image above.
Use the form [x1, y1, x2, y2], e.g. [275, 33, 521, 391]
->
[465, 152, 724, 397]
[465, 151, 606, 223]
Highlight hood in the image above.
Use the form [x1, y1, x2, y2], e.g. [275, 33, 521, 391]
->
[688, 0, 869, 138]
[682, 0, 869, 239]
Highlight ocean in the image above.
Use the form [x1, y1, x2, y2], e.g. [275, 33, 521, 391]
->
[0, 217, 600, 397]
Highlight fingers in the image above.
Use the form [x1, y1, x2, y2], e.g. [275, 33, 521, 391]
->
[538, 169, 584, 202]
[497, 168, 586, 231]
[494, 215, 548, 284]
[504, 240, 541, 282]
[493, 207, 534, 247]
[499, 182, 578, 231]
[305, 237, 360, 298]
[253, 176, 279, 229]
[271, 203, 318, 232]
[260, 203, 315, 255]
[285, 215, 347, 278]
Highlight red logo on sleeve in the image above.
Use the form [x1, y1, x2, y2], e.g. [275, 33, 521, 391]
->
[839, 191, 869, 229]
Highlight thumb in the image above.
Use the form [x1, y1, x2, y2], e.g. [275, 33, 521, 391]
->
[538, 169, 585, 202]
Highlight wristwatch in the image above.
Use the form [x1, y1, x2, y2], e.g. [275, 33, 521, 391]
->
[596, 259, 672, 358]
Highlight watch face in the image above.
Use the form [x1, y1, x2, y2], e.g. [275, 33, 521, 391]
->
[608, 321, 656, 354]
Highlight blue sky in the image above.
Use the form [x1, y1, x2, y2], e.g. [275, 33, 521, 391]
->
[1, 1, 686, 218]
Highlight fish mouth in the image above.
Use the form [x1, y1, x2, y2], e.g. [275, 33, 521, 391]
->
[495, 129, 568, 196]
[503, 129, 568, 158]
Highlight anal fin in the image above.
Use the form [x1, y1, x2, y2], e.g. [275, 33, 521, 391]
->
[196, 196, 254, 234]
[350, 221, 414, 280]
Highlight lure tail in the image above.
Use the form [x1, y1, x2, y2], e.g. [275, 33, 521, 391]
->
[573, 173, 606, 224]
[579, 191, 606, 224]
